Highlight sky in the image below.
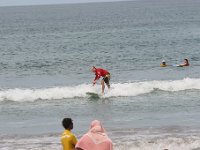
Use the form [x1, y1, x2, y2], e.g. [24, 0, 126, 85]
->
[0, 0, 130, 7]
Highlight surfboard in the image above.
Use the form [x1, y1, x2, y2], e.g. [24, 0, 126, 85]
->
[86, 92, 100, 99]
[172, 64, 183, 67]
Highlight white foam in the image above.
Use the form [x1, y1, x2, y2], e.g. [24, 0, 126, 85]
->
[1, 134, 200, 150]
[105, 77, 200, 97]
[0, 84, 99, 102]
[0, 78, 200, 102]
[114, 136, 200, 150]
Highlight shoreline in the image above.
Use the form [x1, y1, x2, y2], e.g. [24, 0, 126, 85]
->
[1, 126, 200, 149]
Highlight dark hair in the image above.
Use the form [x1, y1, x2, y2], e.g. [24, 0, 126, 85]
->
[62, 118, 73, 129]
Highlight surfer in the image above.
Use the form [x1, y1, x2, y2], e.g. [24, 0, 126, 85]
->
[160, 60, 167, 67]
[178, 58, 190, 67]
[61, 118, 77, 150]
[91, 66, 110, 94]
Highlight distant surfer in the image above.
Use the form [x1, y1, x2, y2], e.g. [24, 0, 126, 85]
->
[160, 60, 167, 67]
[91, 66, 110, 94]
[177, 58, 190, 67]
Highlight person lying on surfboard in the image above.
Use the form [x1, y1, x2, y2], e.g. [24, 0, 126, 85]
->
[177, 58, 190, 67]
[91, 66, 110, 94]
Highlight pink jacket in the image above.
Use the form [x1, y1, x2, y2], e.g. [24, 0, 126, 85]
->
[76, 120, 113, 150]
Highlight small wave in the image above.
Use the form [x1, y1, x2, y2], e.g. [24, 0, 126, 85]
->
[1, 133, 200, 150]
[0, 84, 96, 102]
[0, 78, 200, 102]
[114, 136, 200, 150]
[105, 77, 200, 97]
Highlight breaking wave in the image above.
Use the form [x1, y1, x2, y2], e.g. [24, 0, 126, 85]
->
[0, 78, 200, 102]
[1, 132, 200, 150]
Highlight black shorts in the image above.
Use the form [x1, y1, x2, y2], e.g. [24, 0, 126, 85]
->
[103, 73, 110, 85]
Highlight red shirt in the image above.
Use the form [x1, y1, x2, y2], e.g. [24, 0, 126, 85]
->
[94, 68, 109, 81]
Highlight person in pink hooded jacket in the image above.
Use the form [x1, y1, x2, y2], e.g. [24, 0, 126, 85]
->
[75, 120, 113, 150]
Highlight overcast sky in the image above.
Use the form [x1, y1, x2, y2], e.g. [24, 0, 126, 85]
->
[0, 0, 130, 6]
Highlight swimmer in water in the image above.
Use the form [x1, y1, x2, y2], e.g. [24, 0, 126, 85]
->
[178, 59, 189, 67]
[160, 60, 167, 67]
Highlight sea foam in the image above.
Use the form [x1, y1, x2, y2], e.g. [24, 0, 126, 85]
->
[0, 78, 200, 102]
[1, 133, 200, 150]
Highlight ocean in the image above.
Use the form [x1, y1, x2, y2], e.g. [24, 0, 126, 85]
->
[0, 0, 200, 149]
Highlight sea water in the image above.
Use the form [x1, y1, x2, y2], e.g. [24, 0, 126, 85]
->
[1, 0, 200, 149]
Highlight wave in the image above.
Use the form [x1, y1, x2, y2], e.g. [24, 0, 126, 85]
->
[114, 136, 200, 150]
[0, 78, 200, 102]
[113, 126, 200, 150]
[1, 133, 200, 150]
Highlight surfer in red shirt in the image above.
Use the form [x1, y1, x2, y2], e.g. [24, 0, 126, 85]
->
[91, 66, 110, 94]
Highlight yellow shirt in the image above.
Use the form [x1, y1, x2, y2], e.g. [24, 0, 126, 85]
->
[61, 130, 77, 150]
[160, 64, 167, 67]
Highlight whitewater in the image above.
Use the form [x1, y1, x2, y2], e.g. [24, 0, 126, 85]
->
[2, 128, 200, 150]
[0, 78, 200, 102]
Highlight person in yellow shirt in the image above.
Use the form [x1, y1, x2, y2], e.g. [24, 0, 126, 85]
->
[61, 118, 77, 150]
[160, 60, 167, 67]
